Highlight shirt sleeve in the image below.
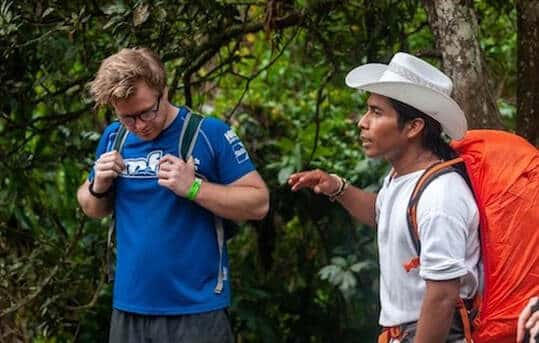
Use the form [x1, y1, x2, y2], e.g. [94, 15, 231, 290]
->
[201, 117, 256, 184]
[375, 174, 391, 224]
[87, 122, 122, 182]
[417, 173, 479, 281]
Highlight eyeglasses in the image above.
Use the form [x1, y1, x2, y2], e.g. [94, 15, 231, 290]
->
[118, 95, 161, 127]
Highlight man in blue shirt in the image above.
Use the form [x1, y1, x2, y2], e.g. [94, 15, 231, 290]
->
[77, 47, 269, 342]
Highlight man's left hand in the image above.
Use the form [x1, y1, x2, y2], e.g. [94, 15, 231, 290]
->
[157, 154, 196, 197]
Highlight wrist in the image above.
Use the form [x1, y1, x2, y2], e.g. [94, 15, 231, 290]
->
[327, 173, 349, 201]
[89, 180, 112, 198]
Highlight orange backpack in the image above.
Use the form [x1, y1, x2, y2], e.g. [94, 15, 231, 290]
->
[405, 130, 539, 343]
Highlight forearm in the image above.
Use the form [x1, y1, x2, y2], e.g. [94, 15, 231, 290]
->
[415, 279, 459, 343]
[336, 186, 377, 228]
[77, 180, 114, 218]
[194, 180, 269, 221]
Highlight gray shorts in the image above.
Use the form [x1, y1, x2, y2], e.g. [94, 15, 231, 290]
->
[109, 308, 234, 343]
[388, 317, 466, 343]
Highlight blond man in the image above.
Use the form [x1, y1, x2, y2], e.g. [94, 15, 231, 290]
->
[77, 48, 269, 342]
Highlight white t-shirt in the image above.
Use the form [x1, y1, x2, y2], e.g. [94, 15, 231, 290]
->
[376, 169, 481, 326]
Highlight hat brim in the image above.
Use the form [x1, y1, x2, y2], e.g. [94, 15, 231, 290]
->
[345, 64, 467, 140]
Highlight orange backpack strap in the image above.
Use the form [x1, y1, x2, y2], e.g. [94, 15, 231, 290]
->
[378, 326, 406, 343]
[404, 158, 477, 343]
[403, 158, 465, 271]
[456, 299, 474, 343]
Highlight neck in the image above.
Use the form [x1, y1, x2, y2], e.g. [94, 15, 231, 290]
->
[390, 144, 440, 176]
[162, 101, 179, 129]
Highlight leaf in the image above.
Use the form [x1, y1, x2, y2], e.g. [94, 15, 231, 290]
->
[101, 3, 126, 15]
[133, 4, 150, 26]
[42, 7, 54, 18]
[319, 265, 339, 281]
[330, 256, 347, 267]
[277, 165, 294, 185]
[350, 261, 372, 273]
[339, 271, 357, 291]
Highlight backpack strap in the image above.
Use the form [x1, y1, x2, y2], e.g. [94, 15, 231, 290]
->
[178, 108, 227, 294]
[404, 157, 465, 271]
[106, 124, 129, 283]
[403, 157, 475, 343]
[178, 109, 204, 161]
[112, 124, 129, 152]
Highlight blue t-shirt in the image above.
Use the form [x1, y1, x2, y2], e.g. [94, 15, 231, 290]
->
[89, 106, 255, 315]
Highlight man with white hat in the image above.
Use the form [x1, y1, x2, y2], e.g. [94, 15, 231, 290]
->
[288, 52, 480, 342]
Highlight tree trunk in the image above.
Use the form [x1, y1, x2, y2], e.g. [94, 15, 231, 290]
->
[517, 0, 539, 146]
[422, 0, 504, 130]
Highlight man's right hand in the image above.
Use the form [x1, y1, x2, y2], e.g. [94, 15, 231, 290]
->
[288, 169, 340, 195]
[517, 296, 539, 343]
[288, 169, 377, 228]
[92, 150, 125, 193]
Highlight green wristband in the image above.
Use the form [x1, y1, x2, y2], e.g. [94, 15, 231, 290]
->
[186, 177, 202, 201]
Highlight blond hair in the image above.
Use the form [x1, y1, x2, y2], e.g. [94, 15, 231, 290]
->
[89, 47, 166, 106]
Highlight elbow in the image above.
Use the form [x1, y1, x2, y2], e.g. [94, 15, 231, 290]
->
[251, 188, 270, 220]
[83, 207, 108, 219]
[78, 200, 107, 219]
[425, 278, 461, 310]
[77, 185, 111, 219]
[254, 200, 270, 220]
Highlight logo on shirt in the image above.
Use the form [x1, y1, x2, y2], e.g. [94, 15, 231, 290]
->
[224, 129, 239, 144]
[232, 142, 249, 164]
[122, 151, 162, 178]
[121, 151, 200, 178]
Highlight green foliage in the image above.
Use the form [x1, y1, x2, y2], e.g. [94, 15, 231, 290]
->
[0, 0, 518, 341]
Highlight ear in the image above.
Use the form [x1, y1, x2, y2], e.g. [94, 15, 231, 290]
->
[405, 117, 425, 139]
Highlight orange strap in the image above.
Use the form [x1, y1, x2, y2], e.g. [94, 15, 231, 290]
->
[406, 158, 464, 255]
[403, 257, 420, 272]
[456, 298, 474, 343]
[378, 326, 406, 343]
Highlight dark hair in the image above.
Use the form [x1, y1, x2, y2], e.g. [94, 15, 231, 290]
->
[388, 98, 458, 161]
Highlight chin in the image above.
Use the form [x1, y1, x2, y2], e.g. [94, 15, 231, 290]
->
[135, 131, 157, 141]
[362, 148, 379, 158]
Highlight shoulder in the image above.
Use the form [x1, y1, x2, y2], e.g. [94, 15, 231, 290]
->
[198, 115, 237, 146]
[102, 121, 123, 139]
[200, 116, 230, 134]
[421, 171, 472, 202]
[417, 171, 478, 224]
[95, 121, 123, 152]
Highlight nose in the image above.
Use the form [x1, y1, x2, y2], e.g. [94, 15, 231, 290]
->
[134, 116, 147, 131]
[357, 111, 369, 130]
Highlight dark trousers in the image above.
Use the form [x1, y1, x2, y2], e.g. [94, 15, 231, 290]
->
[109, 309, 234, 343]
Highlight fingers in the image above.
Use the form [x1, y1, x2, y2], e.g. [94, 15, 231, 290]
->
[94, 151, 125, 181]
[527, 309, 539, 330]
[517, 297, 539, 342]
[95, 159, 124, 174]
[159, 154, 180, 165]
[157, 155, 196, 197]
[531, 325, 538, 343]
[100, 150, 125, 164]
[288, 172, 318, 191]
[288, 170, 330, 192]
[187, 156, 195, 169]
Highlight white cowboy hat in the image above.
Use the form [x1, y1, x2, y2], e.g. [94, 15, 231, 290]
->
[345, 52, 467, 140]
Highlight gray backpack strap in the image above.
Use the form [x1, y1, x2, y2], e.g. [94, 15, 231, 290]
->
[112, 124, 128, 152]
[106, 124, 129, 283]
[213, 216, 226, 294]
[178, 108, 226, 294]
[178, 108, 204, 161]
